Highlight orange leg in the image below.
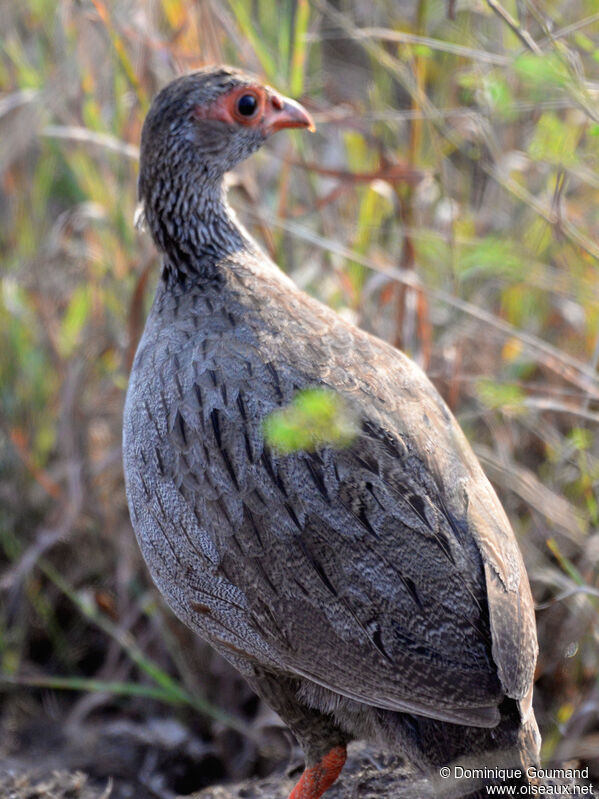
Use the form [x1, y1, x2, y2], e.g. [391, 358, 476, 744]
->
[288, 745, 347, 799]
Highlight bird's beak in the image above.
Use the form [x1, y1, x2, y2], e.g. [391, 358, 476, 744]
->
[263, 91, 315, 135]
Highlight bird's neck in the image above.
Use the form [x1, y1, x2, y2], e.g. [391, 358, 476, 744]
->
[144, 170, 252, 284]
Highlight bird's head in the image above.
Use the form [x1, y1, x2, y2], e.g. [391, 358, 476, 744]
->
[139, 66, 314, 203]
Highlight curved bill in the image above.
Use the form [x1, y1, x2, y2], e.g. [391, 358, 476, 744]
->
[263, 92, 316, 134]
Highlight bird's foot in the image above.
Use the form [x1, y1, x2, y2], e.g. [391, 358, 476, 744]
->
[288, 745, 347, 799]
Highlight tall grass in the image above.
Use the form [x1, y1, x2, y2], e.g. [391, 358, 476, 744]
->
[1, 0, 599, 790]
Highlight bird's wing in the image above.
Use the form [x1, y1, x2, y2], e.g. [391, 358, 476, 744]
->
[167, 344, 534, 728]
[126, 274, 536, 728]
[373, 346, 538, 713]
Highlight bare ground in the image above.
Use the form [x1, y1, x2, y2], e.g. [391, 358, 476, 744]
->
[0, 738, 418, 799]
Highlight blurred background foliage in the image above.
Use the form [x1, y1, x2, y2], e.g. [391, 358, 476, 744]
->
[2, 0, 599, 796]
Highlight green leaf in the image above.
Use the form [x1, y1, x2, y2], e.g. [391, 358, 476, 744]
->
[263, 388, 358, 454]
[573, 33, 594, 53]
[528, 112, 579, 167]
[567, 428, 593, 452]
[58, 285, 91, 357]
[484, 75, 515, 120]
[514, 52, 570, 90]
[456, 237, 525, 280]
[476, 379, 525, 412]
[412, 44, 432, 58]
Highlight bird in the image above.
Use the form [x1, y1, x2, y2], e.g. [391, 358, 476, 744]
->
[123, 66, 540, 799]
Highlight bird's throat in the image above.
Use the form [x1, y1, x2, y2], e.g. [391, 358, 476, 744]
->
[144, 171, 247, 284]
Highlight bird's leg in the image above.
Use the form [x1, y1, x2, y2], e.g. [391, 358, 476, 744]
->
[288, 745, 347, 799]
[245, 669, 349, 799]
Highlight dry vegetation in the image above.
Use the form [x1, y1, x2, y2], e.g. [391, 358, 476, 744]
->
[1, 0, 599, 796]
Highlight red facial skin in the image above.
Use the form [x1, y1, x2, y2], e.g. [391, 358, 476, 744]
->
[194, 84, 315, 135]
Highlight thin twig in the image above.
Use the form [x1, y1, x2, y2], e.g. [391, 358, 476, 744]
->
[536, 586, 599, 610]
[41, 125, 140, 160]
[485, 0, 542, 54]
[474, 443, 587, 544]
[541, 11, 599, 46]
[306, 27, 510, 66]
[0, 88, 39, 118]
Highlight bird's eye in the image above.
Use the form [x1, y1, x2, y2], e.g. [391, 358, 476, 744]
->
[237, 94, 258, 117]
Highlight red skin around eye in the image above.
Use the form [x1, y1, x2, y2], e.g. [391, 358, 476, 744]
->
[194, 85, 314, 133]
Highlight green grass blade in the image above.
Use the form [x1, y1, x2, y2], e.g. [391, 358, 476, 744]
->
[38, 559, 252, 735]
[0, 674, 195, 704]
[289, 0, 310, 96]
[227, 0, 278, 79]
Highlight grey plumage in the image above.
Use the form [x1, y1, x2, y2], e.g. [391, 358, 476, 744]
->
[123, 67, 540, 798]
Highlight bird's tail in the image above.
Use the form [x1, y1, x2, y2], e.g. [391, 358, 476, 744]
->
[426, 700, 541, 798]
[388, 698, 541, 798]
